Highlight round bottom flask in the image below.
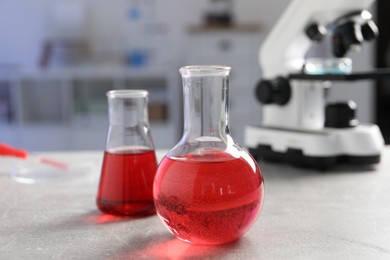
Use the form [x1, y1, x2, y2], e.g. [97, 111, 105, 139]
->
[153, 66, 264, 244]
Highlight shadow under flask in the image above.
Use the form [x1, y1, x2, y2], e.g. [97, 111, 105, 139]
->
[97, 90, 157, 216]
[153, 66, 264, 244]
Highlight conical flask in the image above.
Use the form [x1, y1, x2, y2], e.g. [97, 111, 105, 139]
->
[153, 65, 264, 244]
[97, 90, 157, 216]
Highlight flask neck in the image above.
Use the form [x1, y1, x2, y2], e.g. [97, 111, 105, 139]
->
[105, 90, 154, 151]
[181, 66, 230, 142]
[107, 91, 149, 127]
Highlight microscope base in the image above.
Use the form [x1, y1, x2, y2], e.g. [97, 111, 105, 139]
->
[245, 124, 384, 170]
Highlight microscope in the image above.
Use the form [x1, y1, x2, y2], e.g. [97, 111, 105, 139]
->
[245, 0, 390, 169]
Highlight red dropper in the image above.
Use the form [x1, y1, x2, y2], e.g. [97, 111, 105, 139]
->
[0, 143, 28, 158]
[0, 143, 69, 170]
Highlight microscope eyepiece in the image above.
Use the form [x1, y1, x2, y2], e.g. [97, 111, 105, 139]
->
[361, 20, 378, 41]
[331, 10, 378, 57]
[332, 21, 364, 57]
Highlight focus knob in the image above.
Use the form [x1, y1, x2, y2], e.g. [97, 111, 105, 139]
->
[255, 77, 291, 105]
[325, 101, 358, 128]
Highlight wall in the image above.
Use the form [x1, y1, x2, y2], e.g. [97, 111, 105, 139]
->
[0, 0, 287, 69]
[86, 0, 378, 123]
[0, 0, 377, 124]
[0, 0, 48, 68]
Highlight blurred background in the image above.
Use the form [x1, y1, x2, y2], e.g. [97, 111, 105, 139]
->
[0, 0, 387, 151]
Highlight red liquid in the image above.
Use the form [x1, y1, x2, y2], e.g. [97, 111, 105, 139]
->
[97, 148, 157, 216]
[153, 151, 264, 244]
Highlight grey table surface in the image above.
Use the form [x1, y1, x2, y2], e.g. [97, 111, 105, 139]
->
[0, 148, 390, 260]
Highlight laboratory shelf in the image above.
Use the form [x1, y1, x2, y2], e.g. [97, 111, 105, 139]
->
[185, 24, 263, 144]
[0, 66, 181, 151]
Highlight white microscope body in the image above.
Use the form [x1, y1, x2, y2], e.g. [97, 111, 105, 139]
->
[245, 0, 385, 169]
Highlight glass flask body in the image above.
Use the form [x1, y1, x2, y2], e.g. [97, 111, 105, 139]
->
[97, 90, 157, 216]
[154, 66, 264, 244]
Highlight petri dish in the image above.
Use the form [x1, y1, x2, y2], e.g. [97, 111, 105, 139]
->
[8, 157, 95, 184]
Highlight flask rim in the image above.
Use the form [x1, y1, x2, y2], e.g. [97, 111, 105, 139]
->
[106, 89, 148, 99]
[180, 65, 231, 77]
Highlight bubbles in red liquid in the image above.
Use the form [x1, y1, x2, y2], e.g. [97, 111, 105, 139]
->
[154, 151, 264, 244]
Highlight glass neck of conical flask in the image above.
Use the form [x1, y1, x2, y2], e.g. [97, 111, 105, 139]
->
[105, 90, 154, 151]
[180, 66, 231, 142]
[107, 90, 149, 127]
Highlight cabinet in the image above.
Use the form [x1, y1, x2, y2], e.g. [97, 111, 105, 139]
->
[0, 67, 181, 151]
[185, 25, 263, 144]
